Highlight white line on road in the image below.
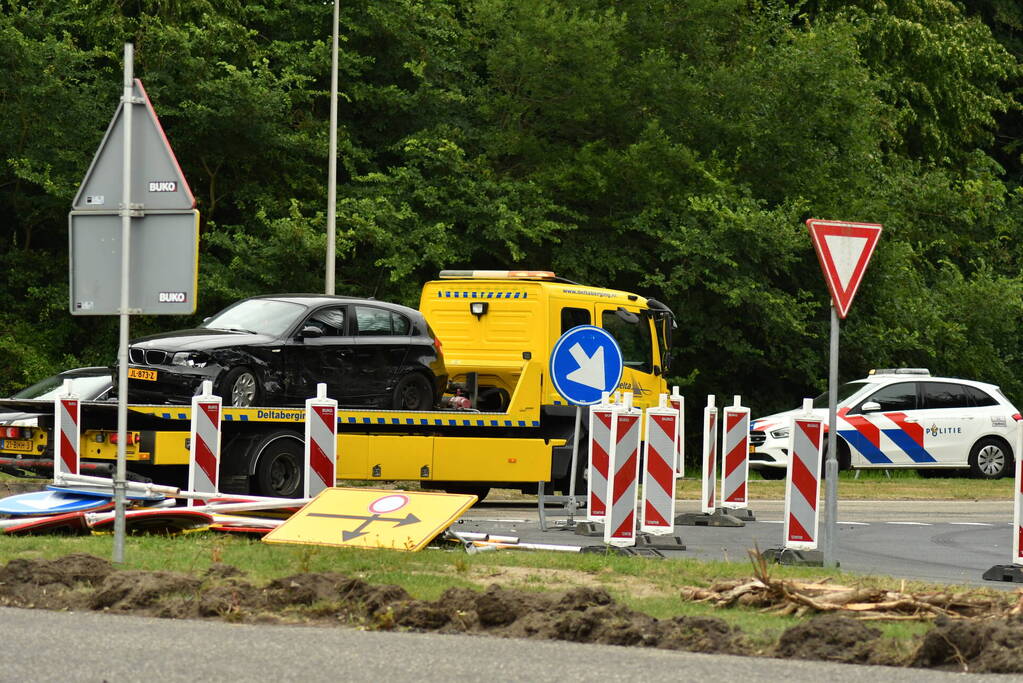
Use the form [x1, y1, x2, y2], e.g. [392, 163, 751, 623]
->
[886, 522, 932, 526]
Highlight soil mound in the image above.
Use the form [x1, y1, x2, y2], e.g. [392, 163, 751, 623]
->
[912, 616, 1023, 673]
[776, 614, 883, 664]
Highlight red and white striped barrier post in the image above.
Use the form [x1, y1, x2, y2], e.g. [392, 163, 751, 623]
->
[765, 399, 825, 565]
[983, 416, 1023, 582]
[54, 379, 80, 480]
[304, 383, 338, 498]
[700, 395, 718, 514]
[641, 394, 679, 534]
[586, 391, 614, 522]
[669, 387, 684, 478]
[188, 380, 222, 505]
[603, 391, 641, 547]
[720, 396, 753, 519]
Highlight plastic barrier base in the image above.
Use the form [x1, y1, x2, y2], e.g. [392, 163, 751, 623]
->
[717, 506, 756, 521]
[574, 521, 604, 537]
[635, 532, 686, 551]
[674, 511, 745, 527]
[982, 564, 1023, 583]
[762, 547, 826, 567]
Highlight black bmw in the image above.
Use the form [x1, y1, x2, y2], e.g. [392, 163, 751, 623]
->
[124, 295, 447, 409]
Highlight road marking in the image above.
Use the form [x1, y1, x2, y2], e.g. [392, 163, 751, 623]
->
[948, 522, 993, 526]
[886, 521, 932, 526]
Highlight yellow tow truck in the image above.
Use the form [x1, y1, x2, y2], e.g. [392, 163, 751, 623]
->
[0, 271, 674, 500]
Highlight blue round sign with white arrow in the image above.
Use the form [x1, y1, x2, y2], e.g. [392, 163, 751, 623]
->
[549, 325, 624, 406]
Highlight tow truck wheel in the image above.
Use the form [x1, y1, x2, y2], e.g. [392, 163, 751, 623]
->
[254, 432, 304, 497]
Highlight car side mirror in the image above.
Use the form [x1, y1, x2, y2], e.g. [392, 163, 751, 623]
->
[299, 325, 324, 339]
[860, 400, 881, 413]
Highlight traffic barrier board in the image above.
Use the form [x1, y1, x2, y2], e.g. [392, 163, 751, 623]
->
[701, 396, 719, 514]
[304, 384, 338, 498]
[263, 488, 476, 551]
[604, 396, 641, 547]
[720, 397, 750, 510]
[669, 387, 684, 477]
[188, 383, 221, 502]
[54, 383, 80, 479]
[641, 396, 678, 534]
[587, 396, 615, 522]
[784, 405, 824, 549]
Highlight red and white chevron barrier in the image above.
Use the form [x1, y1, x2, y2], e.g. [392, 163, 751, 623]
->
[304, 383, 338, 497]
[604, 392, 641, 547]
[669, 387, 684, 477]
[701, 395, 719, 514]
[587, 391, 614, 522]
[54, 379, 80, 479]
[641, 394, 679, 534]
[783, 399, 824, 548]
[720, 396, 750, 511]
[188, 380, 222, 503]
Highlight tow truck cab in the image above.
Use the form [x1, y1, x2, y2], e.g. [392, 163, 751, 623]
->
[420, 270, 674, 417]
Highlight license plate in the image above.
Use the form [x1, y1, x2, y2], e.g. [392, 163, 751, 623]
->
[749, 444, 756, 454]
[129, 367, 157, 381]
[1, 439, 34, 453]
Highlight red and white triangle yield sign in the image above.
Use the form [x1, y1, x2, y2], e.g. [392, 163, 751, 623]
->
[806, 219, 883, 319]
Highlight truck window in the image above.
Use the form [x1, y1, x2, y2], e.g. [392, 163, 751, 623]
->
[601, 310, 652, 371]
[561, 307, 590, 333]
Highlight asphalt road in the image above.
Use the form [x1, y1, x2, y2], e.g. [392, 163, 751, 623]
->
[0, 607, 1013, 682]
[459, 498, 1018, 588]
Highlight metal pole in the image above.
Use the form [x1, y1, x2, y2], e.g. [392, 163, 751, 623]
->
[113, 42, 134, 563]
[566, 405, 582, 524]
[822, 305, 840, 567]
[325, 0, 339, 294]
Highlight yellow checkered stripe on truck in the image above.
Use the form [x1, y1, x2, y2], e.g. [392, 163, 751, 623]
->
[129, 405, 539, 428]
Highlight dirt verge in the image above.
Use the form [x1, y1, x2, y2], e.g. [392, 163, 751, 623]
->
[1, 554, 1022, 672]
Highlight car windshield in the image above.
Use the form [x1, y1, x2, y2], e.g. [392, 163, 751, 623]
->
[812, 380, 872, 409]
[200, 299, 307, 337]
[12, 374, 111, 400]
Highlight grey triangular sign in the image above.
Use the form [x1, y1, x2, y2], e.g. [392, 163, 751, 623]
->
[72, 79, 195, 211]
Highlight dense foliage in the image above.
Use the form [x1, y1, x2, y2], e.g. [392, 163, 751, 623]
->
[1, 0, 1021, 415]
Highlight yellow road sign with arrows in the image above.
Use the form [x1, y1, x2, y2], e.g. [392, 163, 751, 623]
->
[262, 488, 477, 552]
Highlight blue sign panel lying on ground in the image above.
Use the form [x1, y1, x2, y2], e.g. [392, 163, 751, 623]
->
[549, 325, 624, 406]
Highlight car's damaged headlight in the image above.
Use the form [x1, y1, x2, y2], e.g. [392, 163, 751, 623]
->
[171, 352, 209, 368]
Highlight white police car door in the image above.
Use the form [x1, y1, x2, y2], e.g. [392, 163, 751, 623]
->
[914, 381, 975, 466]
[842, 381, 930, 468]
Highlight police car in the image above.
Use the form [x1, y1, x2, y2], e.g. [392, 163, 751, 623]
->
[749, 369, 1021, 480]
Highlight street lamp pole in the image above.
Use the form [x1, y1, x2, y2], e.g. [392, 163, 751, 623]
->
[325, 0, 339, 294]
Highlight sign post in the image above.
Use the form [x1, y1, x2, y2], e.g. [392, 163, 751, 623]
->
[549, 325, 624, 527]
[70, 43, 197, 563]
[807, 218, 882, 567]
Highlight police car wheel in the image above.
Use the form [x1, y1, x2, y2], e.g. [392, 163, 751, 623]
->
[757, 468, 786, 480]
[969, 438, 1011, 479]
